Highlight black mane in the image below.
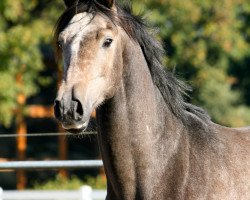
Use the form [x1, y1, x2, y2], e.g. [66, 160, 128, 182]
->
[55, 0, 213, 136]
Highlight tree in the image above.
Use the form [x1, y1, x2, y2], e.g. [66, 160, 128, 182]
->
[133, 0, 250, 126]
[1, 0, 250, 127]
[0, 0, 64, 126]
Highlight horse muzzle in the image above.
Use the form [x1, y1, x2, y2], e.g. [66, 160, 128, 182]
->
[54, 96, 90, 133]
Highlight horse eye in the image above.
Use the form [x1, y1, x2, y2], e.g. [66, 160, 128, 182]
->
[103, 38, 113, 48]
[57, 41, 62, 49]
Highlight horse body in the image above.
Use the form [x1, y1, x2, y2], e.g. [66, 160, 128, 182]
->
[97, 33, 250, 199]
[54, 0, 250, 199]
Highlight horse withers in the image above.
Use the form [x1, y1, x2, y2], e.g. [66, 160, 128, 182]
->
[53, 0, 250, 199]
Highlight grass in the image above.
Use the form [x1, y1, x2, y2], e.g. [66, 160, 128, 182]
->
[32, 174, 106, 190]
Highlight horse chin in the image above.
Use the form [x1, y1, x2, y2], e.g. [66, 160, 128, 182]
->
[63, 120, 89, 134]
[66, 127, 85, 134]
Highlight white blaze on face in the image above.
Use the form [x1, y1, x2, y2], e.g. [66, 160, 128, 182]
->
[59, 12, 93, 74]
[68, 13, 90, 57]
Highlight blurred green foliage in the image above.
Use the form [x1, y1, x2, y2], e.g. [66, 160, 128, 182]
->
[133, 0, 250, 126]
[0, 0, 250, 127]
[32, 174, 106, 190]
[0, 0, 64, 126]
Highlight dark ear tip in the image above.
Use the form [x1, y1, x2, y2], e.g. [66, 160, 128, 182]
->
[63, 0, 77, 8]
[108, 0, 114, 7]
[63, 0, 115, 9]
[100, 0, 114, 8]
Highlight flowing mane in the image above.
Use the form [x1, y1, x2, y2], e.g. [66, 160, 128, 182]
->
[54, 0, 213, 138]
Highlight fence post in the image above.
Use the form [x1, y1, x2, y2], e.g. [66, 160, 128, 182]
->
[80, 185, 92, 200]
[0, 187, 3, 200]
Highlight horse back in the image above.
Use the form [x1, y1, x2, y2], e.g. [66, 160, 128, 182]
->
[207, 124, 250, 199]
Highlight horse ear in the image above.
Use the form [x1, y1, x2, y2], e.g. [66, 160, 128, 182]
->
[99, 0, 114, 9]
[63, 0, 78, 8]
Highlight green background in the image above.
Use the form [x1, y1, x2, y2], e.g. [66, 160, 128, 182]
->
[0, 0, 250, 127]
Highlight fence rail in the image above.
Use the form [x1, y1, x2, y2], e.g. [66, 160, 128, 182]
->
[0, 160, 103, 170]
[0, 186, 106, 200]
[0, 133, 105, 199]
[0, 132, 97, 138]
[0, 161, 106, 199]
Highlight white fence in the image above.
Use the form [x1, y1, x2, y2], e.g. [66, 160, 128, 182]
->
[0, 132, 106, 200]
[0, 160, 106, 200]
[0, 186, 106, 200]
[0, 160, 103, 170]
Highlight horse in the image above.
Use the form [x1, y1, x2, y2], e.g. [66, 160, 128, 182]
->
[53, 0, 250, 199]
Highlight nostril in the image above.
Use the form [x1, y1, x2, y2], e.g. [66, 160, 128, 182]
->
[76, 100, 84, 116]
[73, 99, 84, 120]
[54, 100, 63, 120]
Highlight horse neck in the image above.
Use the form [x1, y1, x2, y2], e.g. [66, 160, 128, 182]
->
[96, 36, 188, 199]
